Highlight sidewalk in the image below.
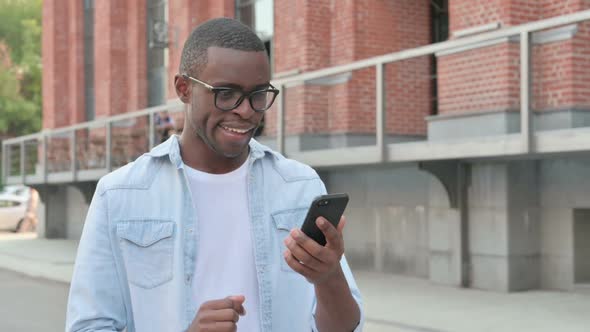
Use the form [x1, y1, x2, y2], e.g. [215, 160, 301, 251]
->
[0, 234, 588, 332]
[0, 233, 76, 284]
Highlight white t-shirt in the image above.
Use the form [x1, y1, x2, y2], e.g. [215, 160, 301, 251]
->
[184, 160, 260, 331]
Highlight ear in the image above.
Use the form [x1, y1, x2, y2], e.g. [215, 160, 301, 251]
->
[174, 74, 191, 104]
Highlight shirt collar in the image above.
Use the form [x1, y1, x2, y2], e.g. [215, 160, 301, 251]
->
[146, 135, 278, 169]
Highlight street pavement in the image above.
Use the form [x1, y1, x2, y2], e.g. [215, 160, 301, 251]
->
[0, 268, 68, 332]
[0, 231, 589, 332]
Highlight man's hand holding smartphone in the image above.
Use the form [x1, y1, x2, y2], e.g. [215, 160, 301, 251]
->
[283, 194, 349, 284]
[284, 194, 360, 332]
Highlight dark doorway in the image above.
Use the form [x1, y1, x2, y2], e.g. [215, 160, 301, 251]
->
[574, 209, 590, 284]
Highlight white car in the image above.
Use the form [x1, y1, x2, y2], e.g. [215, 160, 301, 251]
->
[0, 194, 28, 231]
[0, 185, 30, 199]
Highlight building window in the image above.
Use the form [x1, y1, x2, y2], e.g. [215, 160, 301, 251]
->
[147, 0, 168, 107]
[83, 0, 95, 121]
[236, 0, 274, 137]
[431, 0, 449, 43]
[236, 0, 273, 60]
[430, 0, 449, 115]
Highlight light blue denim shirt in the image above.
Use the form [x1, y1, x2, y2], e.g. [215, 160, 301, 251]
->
[66, 135, 364, 332]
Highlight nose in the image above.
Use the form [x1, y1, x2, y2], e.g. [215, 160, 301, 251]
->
[231, 97, 256, 119]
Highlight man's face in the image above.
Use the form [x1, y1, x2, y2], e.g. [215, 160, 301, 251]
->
[185, 47, 270, 159]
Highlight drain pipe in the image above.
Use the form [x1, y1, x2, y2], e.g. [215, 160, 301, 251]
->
[458, 162, 471, 288]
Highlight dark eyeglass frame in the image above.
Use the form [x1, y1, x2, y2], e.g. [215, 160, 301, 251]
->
[181, 74, 280, 113]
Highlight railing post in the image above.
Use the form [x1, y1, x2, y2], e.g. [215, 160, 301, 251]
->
[42, 134, 48, 182]
[20, 140, 25, 183]
[520, 31, 532, 153]
[148, 111, 155, 150]
[376, 63, 386, 162]
[106, 121, 112, 172]
[71, 130, 77, 180]
[374, 209, 383, 271]
[2, 142, 8, 182]
[277, 84, 285, 155]
[0, 144, 3, 182]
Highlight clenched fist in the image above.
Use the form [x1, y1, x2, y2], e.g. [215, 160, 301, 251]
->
[188, 295, 246, 332]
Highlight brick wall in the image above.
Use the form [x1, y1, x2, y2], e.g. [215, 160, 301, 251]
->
[267, 0, 431, 139]
[167, 0, 234, 99]
[94, 0, 149, 118]
[449, 0, 539, 33]
[127, 1, 148, 113]
[42, 0, 78, 129]
[449, 0, 502, 33]
[41, 0, 430, 142]
[93, 0, 119, 118]
[167, 0, 191, 99]
[364, 0, 432, 136]
[438, 43, 521, 114]
[386, 56, 433, 135]
[530, 0, 590, 112]
[540, 0, 590, 18]
[267, 0, 332, 137]
[572, 20, 590, 108]
[42, 2, 152, 168]
[67, 0, 85, 125]
[42, 0, 590, 142]
[439, 0, 590, 116]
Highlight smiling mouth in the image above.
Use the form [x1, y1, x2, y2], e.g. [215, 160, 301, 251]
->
[219, 124, 254, 135]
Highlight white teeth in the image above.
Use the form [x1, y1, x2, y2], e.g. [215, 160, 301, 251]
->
[221, 125, 251, 134]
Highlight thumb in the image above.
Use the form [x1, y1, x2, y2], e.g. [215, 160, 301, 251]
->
[228, 295, 245, 304]
[227, 295, 246, 316]
[337, 215, 346, 233]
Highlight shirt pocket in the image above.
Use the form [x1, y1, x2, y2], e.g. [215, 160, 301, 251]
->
[116, 220, 176, 289]
[271, 208, 308, 273]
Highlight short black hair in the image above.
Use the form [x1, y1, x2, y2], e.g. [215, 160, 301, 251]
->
[179, 18, 267, 76]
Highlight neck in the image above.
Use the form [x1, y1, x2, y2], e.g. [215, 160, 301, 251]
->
[178, 132, 249, 174]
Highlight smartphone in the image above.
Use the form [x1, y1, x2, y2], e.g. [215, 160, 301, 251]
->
[301, 193, 349, 246]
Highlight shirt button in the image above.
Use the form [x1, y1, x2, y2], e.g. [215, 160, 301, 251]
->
[186, 275, 191, 283]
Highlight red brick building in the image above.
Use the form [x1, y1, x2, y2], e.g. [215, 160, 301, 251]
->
[42, 0, 590, 143]
[36, 1, 590, 292]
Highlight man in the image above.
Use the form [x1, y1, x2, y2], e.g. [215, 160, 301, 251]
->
[19, 187, 39, 232]
[66, 18, 363, 332]
[155, 110, 176, 143]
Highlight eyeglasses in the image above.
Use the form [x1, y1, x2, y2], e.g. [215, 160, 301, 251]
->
[182, 74, 279, 113]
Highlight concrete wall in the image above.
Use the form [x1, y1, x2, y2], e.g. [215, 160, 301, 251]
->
[428, 110, 590, 140]
[35, 154, 590, 293]
[36, 199, 46, 237]
[464, 161, 541, 292]
[320, 166, 433, 278]
[467, 163, 511, 291]
[318, 156, 590, 292]
[66, 186, 89, 239]
[539, 157, 590, 290]
[427, 176, 461, 286]
[38, 185, 89, 240]
[506, 161, 541, 291]
[43, 186, 68, 238]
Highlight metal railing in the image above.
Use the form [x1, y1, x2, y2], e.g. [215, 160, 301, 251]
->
[2, 101, 184, 185]
[268, 9, 590, 166]
[3, 9, 590, 185]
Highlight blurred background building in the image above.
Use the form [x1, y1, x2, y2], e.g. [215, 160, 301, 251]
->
[3, 0, 590, 293]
